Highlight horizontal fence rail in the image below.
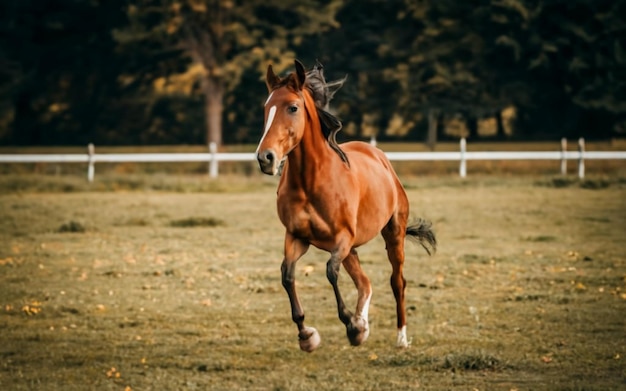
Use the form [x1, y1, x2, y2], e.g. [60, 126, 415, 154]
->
[1, 138, 625, 182]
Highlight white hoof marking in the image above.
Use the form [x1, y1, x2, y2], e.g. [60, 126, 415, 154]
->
[396, 325, 410, 348]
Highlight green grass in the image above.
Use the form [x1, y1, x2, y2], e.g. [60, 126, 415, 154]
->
[0, 177, 625, 390]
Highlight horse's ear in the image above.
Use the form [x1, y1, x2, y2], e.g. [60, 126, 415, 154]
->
[266, 64, 280, 91]
[294, 59, 306, 90]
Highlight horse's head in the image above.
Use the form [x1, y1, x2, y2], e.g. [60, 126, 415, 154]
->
[256, 59, 348, 176]
[256, 60, 308, 176]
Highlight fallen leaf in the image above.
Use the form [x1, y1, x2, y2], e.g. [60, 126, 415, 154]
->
[22, 305, 41, 315]
[541, 355, 553, 363]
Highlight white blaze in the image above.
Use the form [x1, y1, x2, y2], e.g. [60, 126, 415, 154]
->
[256, 105, 276, 154]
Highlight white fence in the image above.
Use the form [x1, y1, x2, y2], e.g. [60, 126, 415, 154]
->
[1, 138, 625, 182]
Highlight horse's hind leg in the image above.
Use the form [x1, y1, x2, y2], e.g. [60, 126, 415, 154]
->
[326, 241, 372, 346]
[382, 217, 410, 347]
[342, 249, 372, 346]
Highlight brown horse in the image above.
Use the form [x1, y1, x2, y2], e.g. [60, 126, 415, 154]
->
[256, 59, 436, 352]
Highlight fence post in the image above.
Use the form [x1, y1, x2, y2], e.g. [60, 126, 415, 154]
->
[209, 142, 218, 178]
[578, 137, 585, 179]
[87, 143, 95, 183]
[459, 138, 467, 178]
[560, 138, 567, 175]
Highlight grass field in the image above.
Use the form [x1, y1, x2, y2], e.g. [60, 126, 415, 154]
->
[0, 175, 625, 390]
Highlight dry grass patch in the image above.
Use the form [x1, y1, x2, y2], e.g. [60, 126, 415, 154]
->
[0, 177, 624, 390]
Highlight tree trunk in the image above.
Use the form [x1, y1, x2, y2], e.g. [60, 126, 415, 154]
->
[496, 110, 506, 139]
[426, 109, 438, 151]
[12, 90, 40, 145]
[467, 115, 478, 139]
[201, 75, 224, 147]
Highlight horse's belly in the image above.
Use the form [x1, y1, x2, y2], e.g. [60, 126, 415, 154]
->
[354, 225, 383, 247]
[353, 185, 397, 246]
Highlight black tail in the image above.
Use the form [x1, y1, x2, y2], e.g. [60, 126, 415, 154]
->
[406, 218, 437, 256]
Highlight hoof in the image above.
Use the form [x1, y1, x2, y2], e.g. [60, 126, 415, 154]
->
[298, 327, 321, 352]
[396, 338, 409, 348]
[346, 316, 369, 346]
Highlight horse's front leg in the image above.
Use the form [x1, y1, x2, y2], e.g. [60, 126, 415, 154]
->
[281, 233, 317, 352]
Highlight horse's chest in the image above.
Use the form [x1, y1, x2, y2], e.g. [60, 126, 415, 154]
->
[278, 200, 332, 240]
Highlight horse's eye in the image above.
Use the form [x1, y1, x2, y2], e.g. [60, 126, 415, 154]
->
[288, 106, 298, 113]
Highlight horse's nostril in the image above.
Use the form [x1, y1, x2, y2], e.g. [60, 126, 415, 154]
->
[257, 150, 277, 175]
[257, 150, 277, 176]
[259, 150, 275, 164]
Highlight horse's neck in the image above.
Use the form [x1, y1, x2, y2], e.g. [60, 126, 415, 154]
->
[285, 117, 332, 192]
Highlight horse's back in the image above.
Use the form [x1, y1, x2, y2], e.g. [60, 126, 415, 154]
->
[342, 141, 399, 184]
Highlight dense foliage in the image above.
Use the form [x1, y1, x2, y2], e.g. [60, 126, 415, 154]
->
[1, 0, 624, 146]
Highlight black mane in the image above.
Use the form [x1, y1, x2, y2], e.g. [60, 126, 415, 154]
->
[305, 61, 346, 111]
[304, 61, 349, 165]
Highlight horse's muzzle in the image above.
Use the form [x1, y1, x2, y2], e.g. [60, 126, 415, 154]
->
[257, 149, 278, 176]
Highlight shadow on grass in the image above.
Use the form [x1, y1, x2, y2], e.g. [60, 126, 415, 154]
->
[371, 349, 507, 372]
[442, 350, 506, 371]
[537, 176, 625, 189]
[169, 217, 225, 228]
[57, 220, 87, 233]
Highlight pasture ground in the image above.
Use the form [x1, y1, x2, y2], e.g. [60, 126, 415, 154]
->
[0, 175, 625, 390]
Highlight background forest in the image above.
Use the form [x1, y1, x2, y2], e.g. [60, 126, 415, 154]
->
[0, 0, 624, 147]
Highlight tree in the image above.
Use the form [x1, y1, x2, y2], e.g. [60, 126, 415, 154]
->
[0, 0, 127, 145]
[300, 0, 426, 141]
[405, 0, 626, 140]
[391, 1, 537, 143]
[1, 0, 622, 146]
[517, 0, 626, 138]
[115, 0, 343, 147]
